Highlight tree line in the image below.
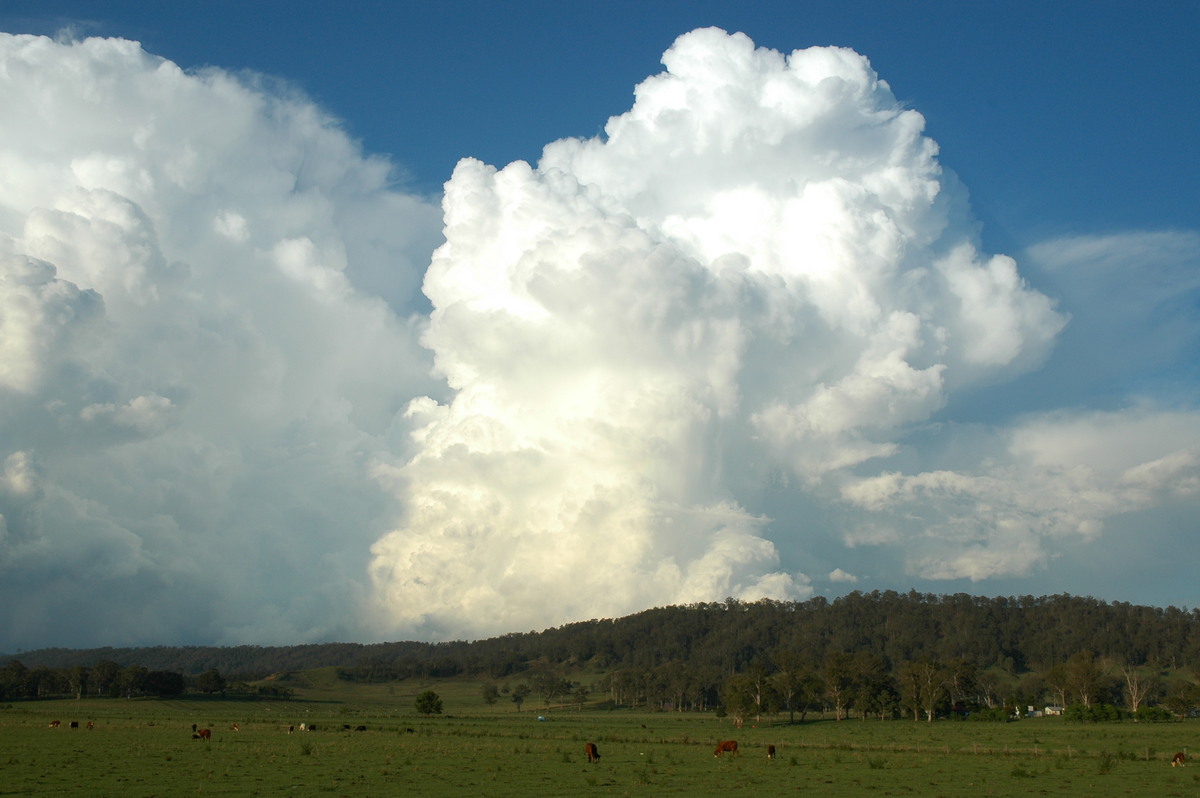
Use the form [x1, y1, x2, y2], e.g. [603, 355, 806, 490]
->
[4, 592, 1200, 717]
[0, 659, 293, 702]
[582, 645, 1198, 724]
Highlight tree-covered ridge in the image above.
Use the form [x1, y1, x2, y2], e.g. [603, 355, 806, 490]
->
[4, 591, 1199, 680]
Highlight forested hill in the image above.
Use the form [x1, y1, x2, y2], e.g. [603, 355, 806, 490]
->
[5, 592, 1200, 679]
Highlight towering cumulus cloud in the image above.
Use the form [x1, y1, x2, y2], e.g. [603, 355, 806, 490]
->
[0, 34, 441, 647]
[5, 28, 1195, 650]
[368, 29, 1067, 638]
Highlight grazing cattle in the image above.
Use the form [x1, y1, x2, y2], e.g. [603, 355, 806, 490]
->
[49, 720, 61, 728]
[585, 742, 600, 763]
[298, 722, 307, 732]
[1173, 752, 1186, 767]
[194, 728, 211, 741]
[767, 744, 776, 759]
[192, 724, 197, 733]
[355, 725, 367, 732]
[713, 740, 739, 757]
[232, 723, 239, 731]
[308, 724, 317, 731]
[69, 721, 79, 729]
[288, 725, 295, 734]
[405, 728, 415, 733]
[87, 721, 94, 730]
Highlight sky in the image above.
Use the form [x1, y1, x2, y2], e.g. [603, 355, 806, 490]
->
[0, 1, 1196, 651]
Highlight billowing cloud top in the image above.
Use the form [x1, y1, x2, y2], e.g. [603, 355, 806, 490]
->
[367, 28, 1077, 639]
[2, 28, 1197, 650]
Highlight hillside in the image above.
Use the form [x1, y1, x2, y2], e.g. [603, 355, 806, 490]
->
[5, 591, 1199, 679]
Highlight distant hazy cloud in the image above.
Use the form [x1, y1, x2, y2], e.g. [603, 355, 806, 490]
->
[0, 33, 442, 648]
[841, 406, 1200, 581]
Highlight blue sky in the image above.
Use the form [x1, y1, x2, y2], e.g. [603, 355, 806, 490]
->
[8, 1, 1196, 239]
[0, 1, 1197, 650]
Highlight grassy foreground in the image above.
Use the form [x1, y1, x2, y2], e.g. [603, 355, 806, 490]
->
[2, 680, 1200, 796]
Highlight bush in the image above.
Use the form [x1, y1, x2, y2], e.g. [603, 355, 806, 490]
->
[1064, 703, 1125, 722]
[969, 706, 1013, 722]
[1135, 705, 1173, 722]
[415, 690, 443, 716]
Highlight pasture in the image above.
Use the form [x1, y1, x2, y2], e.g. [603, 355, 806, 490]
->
[2, 683, 1200, 796]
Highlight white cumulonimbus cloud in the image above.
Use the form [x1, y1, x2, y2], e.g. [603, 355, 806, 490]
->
[368, 28, 1073, 639]
[3, 28, 1197, 650]
[0, 33, 442, 648]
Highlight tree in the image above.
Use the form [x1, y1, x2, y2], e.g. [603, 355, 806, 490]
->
[532, 670, 572, 709]
[824, 651, 854, 720]
[29, 666, 65, 698]
[721, 674, 758, 728]
[770, 651, 821, 724]
[415, 690, 443, 716]
[117, 665, 148, 698]
[899, 659, 944, 722]
[90, 660, 121, 697]
[511, 683, 530, 712]
[481, 683, 500, 706]
[1116, 661, 1159, 713]
[1065, 652, 1106, 709]
[144, 670, 185, 697]
[851, 651, 896, 721]
[196, 668, 226, 694]
[975, 669, 1009, 710]
[67, 665, 90, 700]
[0, 659, 30, 700]
[1164, 680, 1200, 718]
[942, 657, 978, 713]
[1044, 662, 1070, 708]
[739, 662, 776, 723]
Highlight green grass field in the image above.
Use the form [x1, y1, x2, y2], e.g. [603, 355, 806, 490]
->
[3, 678, 1200, 797]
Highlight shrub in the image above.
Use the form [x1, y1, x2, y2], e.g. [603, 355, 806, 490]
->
[415, 690, 443, 716]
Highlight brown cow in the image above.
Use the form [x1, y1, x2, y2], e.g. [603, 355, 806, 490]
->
[193, 728, 211, 741]
[231, 723, 239, 732]
[767, 744, 776, 759]
[714, 740, 739, 757]
[87, 721, 94, 730]
[48, 720, 61, 728]
[1172, 752, 1186, 767]
[585, 742, 600, 763]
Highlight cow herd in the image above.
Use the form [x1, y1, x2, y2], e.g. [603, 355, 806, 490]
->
[579, 738, 783, 762]
[40, 720, 1192, 770]
[46, 720, 92, 730]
